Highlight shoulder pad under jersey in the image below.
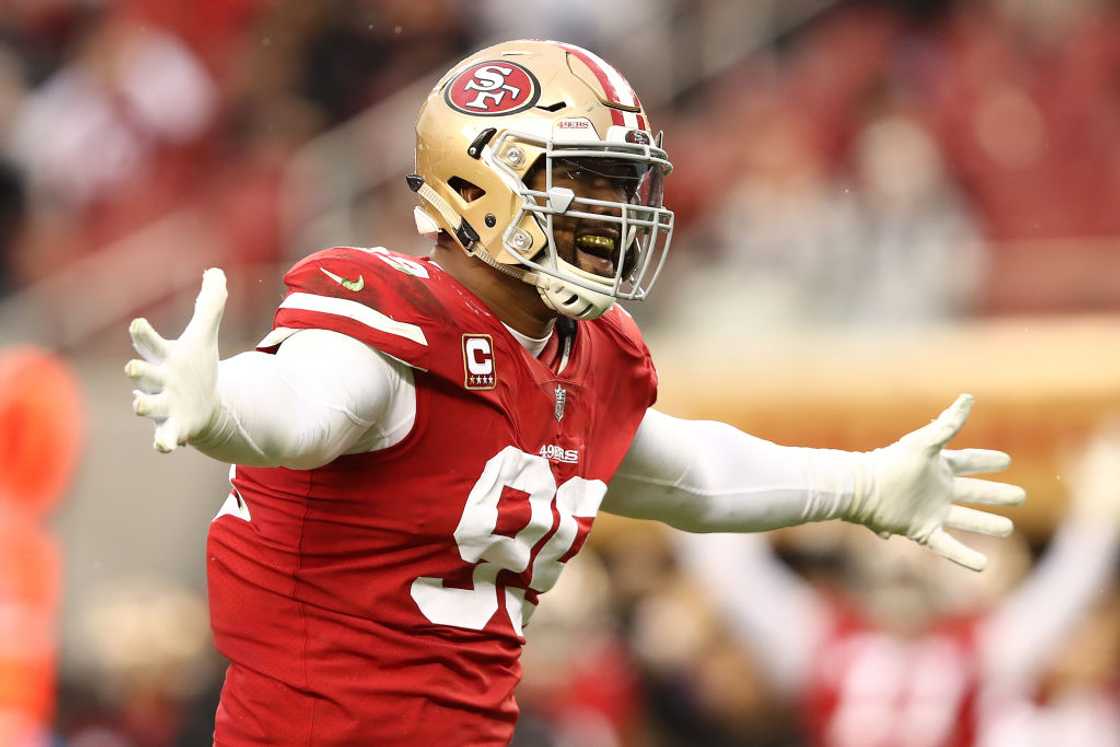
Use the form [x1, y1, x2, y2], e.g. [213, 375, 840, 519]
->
[592, 304, 659, 407]
[260, 246, 445, 370]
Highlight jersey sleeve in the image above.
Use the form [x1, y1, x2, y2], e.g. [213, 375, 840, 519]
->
[259, 247, 440, 371]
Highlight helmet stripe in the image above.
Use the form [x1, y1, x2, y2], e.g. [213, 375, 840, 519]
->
[555, 42, 643, 129]
[561, 44, 637, 106]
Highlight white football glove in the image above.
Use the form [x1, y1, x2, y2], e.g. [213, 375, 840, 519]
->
[844, 394, 1026, 572]
[125, 268, 227, 453]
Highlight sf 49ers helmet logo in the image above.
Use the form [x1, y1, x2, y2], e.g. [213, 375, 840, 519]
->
[445, 60, 540, 116]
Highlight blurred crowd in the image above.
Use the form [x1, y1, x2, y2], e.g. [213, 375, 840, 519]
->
[1, 0, 1119, 323]
[654, 0, 1120, 333]
[0, 0, 475, 300]
[0, 0, 1118, 745]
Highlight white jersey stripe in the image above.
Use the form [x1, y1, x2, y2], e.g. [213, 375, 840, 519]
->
[278, 292, 428, 346]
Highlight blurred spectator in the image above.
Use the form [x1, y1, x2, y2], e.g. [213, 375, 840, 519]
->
[979, 577, 1120, 747]
[676, 420, 1120, 747]
[0, 347, 83, 517]
[5, 13, 218, 284]
[118, 0, 268, 79]
[57, 579, 221, 747]
[0, 1, 104, 87]
[841, 103, 985, 325]
[593, 526, 800, 746]
[657, 96, 865, 336]
[516, 550, 642, 747]
[978, 424, 1120, 747]
[8, 16, 216, 210]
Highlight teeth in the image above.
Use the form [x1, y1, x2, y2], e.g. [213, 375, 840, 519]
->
[576, 235, 616, 251]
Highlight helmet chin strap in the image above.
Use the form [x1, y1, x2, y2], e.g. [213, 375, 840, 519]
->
[473, 244, 613, 321]
[534, 267, 615, 321]
[467, 240, 537, 284]
[469, 237, 614, 321]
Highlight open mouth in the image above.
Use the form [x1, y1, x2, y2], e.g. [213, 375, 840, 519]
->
[574, 232, 619, 277]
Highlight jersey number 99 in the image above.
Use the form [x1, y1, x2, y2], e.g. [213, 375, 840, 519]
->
[410, 445, 605, 635]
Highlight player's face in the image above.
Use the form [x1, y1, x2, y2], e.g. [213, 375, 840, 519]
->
[525, 158, 647, 279]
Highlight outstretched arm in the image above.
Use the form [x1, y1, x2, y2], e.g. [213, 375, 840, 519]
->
[979, 427, 1120, 687]
[125, 269, 411, 469]
[606, 410, 865, 531]
[604, 398, 1025, 570]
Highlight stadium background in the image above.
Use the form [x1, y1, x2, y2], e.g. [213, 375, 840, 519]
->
[0, 0, 1118, 745]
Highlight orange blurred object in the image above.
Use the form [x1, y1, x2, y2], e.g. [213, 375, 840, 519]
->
[0, 347, 82, 738]
[0, 510, 61, 730]
[0, 347, 84, 517]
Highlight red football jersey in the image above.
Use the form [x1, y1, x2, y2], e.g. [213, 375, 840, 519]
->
[206, 246, 657, 746]
[803, 602, 981, 747]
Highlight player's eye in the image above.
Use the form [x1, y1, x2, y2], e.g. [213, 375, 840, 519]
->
[555, 161, 589, 181]
[554, 158, 647, 199]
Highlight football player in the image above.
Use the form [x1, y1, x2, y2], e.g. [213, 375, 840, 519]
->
[124, 40, 1025, 746]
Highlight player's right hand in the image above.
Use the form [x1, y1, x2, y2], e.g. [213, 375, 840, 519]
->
[125, 268, 227, 453]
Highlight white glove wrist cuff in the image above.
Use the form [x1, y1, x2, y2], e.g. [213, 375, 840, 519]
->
[836, 448, 882, 526]
[798, 448, 874, 525]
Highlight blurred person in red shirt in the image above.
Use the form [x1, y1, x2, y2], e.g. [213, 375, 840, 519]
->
[978, 428, 1120, 747]
[680, 425, 1120, 747]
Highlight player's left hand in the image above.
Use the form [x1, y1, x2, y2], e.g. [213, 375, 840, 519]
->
[124, 268, 227, 453]
[843, 394, 1026, 572]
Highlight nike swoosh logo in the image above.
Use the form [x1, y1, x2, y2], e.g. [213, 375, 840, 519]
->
[320, 267, 365, 292]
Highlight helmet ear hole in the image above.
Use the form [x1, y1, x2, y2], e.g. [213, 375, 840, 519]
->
[448, 176, 486, 203]
[522, 156, 546, 189]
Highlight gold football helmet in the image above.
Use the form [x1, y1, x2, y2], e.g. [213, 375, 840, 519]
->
[411, 39, 674, 320]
